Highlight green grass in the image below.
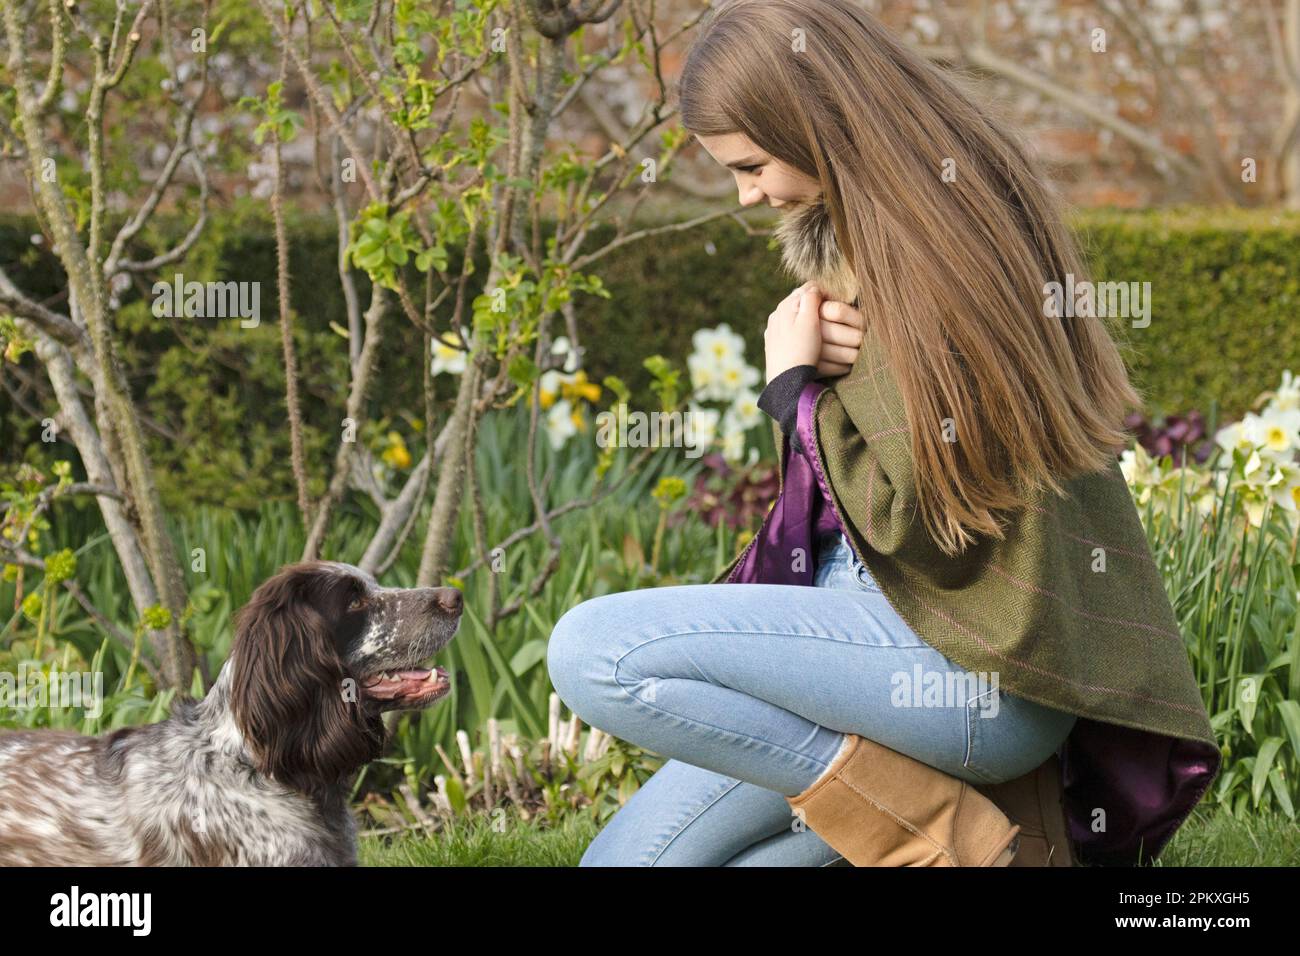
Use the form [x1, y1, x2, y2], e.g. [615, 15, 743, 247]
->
[1155, 807, 1300, 866]
[359, 807, 599, 867]
[355, 804, 1297, 867]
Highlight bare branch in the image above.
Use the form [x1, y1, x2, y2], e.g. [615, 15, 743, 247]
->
[569, 206, 737, 271]
[269, 32, 312, 527]
[35, 0, 69, 115]
[302, 286, 388, 560]
[255, 0, 381, 201]
[449, 443, 658, 581]
[111, 153, 211, 275]
[916, 43, 1201, 184]
[0, 266, 89, 352]
[105, 0, 211, 278]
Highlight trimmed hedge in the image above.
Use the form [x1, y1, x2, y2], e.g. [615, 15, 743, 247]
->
[1073, 207, 1300, 425]
[2, 205, 1297, 506]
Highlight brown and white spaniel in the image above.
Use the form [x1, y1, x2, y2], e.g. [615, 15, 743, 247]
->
[0, 561, 462, 866]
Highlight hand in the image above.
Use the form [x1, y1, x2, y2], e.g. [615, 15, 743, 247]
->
[764, 281, 823, 384]
[814, 296, 866, 377]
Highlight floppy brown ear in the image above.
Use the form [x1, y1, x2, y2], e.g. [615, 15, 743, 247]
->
[229, 564, 384, 794]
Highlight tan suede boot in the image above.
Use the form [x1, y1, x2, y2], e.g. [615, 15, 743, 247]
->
[786, 733, 1021, 866]
[972, 753, 1076, 867]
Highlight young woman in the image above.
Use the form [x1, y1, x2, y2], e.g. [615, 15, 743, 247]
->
[546, 0, 1219, 867]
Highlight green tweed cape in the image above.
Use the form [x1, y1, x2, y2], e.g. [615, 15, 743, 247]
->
[713, 327, 1216, 750]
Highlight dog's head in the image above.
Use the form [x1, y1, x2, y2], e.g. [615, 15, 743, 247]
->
[228, 561, 462, 793]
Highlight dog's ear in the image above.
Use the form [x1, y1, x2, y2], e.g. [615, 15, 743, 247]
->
[229, 563, 384, 794]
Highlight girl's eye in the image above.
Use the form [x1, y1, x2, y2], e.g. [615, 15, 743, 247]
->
[738, 165, 761, 174]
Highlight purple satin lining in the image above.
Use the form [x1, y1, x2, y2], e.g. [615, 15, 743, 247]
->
[722, 379, 1221, 865]
[724, 385, 840, 586]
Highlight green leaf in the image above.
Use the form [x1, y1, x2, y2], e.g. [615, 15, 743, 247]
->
[1276, 700, 1300, 765]
[507, 353, 538, 388]
[356, 246, 386, 270]
[1251, 736, 1284, 804]
[415, 244, 448, 273]
[507, 639, 547, 677]
[1237, 675, 1259, 735]
[1267, 766, 1296, 819]
[443, 773, 467, 815]
[602, 375, 630, 405]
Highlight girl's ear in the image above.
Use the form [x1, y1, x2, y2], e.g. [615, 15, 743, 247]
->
[229, 565, 384, 794]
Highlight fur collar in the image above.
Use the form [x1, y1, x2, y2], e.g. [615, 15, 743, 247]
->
[772, 196, 860, 306]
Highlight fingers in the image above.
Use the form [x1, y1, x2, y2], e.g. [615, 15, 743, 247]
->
[818, 341, 859, 366]
[819, 298, 865, 329]
[769, 283, 814, 326]
[816, 359, 853, 377]
[819, 318, 863, 348]
[795, 283, 823, 327]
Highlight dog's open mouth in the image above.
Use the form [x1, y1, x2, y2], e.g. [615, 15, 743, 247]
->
[361, 666, 451, 708]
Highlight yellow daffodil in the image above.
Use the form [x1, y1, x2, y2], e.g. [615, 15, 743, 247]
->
[538, 370, 563, 410]
[381, 431, 412, 470]
[561, 369, 602, 404]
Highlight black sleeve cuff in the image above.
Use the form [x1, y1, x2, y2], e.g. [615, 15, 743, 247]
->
[757, 364, 818, 453]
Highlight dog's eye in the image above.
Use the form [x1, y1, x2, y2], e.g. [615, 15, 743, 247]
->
[348, 595, 367, 611]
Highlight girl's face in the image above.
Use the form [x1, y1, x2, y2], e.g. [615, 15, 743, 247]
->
[695, 132, 821, 209]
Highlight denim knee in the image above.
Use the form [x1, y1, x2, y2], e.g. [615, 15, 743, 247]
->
[546, 596, 614, 720]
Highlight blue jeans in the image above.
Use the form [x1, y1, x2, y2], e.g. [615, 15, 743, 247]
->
[546, 530, 1078, 866]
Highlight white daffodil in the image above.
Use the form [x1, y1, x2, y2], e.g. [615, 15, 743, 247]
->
[545, 399, 578, 450]
[1118, 447, 1138, 486]
[691, 323, 746, 367]
[1217, 409, 1300, 464]
[1244, 497, 1269, 529]
[727, 387, 763, 430]
[686, 403, 721, 450]
[715, 356, 761, 401]
[1214, 418, 1254, 457]
[1269, 461, 1300, 513]
[1254, 407, 1300, 460]
[721, 324, 748, 359]
[539, 368, 572, 409]
[1269, 370, 1300, 412]
[720, 424, 748, 464]
[688, 324, 761, 403]
[550, 335, 580, 373]
[430, 329, 469, 376]
[688, 351, 723, 401]
[1194, 489, 1218, 519]
[1243, 447, 1264, 479]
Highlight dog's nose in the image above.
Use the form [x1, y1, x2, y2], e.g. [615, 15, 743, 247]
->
[431, 587, 462, 614]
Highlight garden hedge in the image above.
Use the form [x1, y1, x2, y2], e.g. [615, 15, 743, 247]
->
[2, 204, 1296, 507]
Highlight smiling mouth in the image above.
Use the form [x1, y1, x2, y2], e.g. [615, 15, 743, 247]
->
[361, 666, 451, 707]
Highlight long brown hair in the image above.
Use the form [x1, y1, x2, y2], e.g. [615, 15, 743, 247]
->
[677, 0, 1144, 556]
